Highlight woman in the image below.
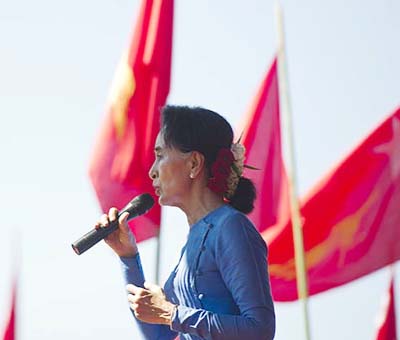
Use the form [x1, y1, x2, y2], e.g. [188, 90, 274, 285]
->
[96, 106, 276, 339]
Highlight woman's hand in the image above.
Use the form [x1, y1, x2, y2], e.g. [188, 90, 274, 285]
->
[127, 282, 177, 325]
[95, 207, 138, 257]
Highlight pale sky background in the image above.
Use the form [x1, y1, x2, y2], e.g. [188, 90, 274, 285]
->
[0, 0, 399, 339]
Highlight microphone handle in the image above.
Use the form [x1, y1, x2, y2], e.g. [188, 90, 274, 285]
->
[72, 220, 120, 255]
[72, 194, 154, 256]
[72, 206, 140, 255]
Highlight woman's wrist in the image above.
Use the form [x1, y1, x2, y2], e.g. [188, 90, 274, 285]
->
[118, 252, 138, 258]
[118, 248, 138, 258]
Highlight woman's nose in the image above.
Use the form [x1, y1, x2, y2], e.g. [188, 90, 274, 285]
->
[148, 162, 157, 180]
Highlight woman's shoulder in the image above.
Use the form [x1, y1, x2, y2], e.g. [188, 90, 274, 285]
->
[205, 205, 268, 256]
[205, 205, 259, 236]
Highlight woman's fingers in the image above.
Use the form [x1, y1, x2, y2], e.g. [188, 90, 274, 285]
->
[143, 282, 164, 295]
[126, 283, 175, 325]
[95, 209, 119, 230]
[127, 286, 152, 317]
[95, 208, 138, 257]
[109, 207, 118, 222]
[119, 211, 130, 231]
[127, 284, 146, 295]
[99, 213, 109, 227]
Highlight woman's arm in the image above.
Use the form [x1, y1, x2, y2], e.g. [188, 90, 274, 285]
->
[119, 212, 275, 339]
[170, 213, 275, 340]
[97, 208, 177, 340]
[121, 255, 178, 340]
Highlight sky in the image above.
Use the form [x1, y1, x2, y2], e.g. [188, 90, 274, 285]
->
[0, 0, 399, 339]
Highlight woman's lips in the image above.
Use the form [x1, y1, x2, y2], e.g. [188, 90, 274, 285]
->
[153, 186, 160, 196]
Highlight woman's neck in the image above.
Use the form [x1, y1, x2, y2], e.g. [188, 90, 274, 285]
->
[181, 189, 225, 226]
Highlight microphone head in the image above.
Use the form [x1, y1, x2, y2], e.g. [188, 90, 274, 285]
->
[123, 193, 155, 218]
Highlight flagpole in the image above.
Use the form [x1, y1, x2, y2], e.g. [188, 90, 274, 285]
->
[275, 3, 312, 340]
[390, 264, 397, 333]
[155, 227, 161, 285]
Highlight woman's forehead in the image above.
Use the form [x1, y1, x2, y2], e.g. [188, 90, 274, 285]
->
[154, 132, 177, 152]
[155, 132, 165, 148]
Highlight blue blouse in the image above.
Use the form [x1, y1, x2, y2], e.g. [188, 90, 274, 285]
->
[121, 204, 275, 339]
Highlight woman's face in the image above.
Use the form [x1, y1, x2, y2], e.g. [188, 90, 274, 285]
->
[148, 133, 192, 207]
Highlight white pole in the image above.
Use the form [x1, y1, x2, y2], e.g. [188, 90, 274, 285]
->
[275, 3, 312, 340]
[155, 228, 161, 284]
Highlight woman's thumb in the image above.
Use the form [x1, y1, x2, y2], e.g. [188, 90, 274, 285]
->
[119, 211, 130, 230]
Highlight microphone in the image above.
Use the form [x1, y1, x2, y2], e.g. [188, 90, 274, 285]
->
[72, 193, 155, 255]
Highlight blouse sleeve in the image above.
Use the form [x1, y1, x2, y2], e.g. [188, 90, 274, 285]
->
[120, 254, 178, 340]
[170, 213, 276, 340]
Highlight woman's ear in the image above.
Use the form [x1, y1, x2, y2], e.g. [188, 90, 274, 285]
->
[188, 151, 205, 179]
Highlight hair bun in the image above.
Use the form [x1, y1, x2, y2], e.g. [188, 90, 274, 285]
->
[229, 177, 256, 214]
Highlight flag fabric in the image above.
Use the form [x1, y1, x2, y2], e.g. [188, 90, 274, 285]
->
[2, 279, 16, 340]
[375, 270, 397, 340]
[88, 0, 173, 242]
[267, 107, 400, 301]
[241, 58, 290, 233]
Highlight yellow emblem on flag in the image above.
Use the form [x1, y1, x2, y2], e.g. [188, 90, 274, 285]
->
[108, 52, 136, 140]
[269, 189, 378, 280]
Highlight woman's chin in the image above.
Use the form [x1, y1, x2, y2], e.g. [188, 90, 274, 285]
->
[158, 195, 179, 208]
[158, 194, 167, 206]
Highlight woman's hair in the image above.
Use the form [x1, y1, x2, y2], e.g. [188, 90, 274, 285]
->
[160, 105, 256, 214]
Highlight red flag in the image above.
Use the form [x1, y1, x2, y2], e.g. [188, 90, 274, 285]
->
[241, 58, 290, 232]
[88, 0, 173, 242]
[375, 271, 397, 340]
[267, 107, 400, 301]
[2, 280, 16, 340]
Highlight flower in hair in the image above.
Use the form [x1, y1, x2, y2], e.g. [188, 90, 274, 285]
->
[231, 142, 245, 176]
[207, 143, 248, 199]
[224, 142, 246, 198]
[207, 148, 234, 194]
